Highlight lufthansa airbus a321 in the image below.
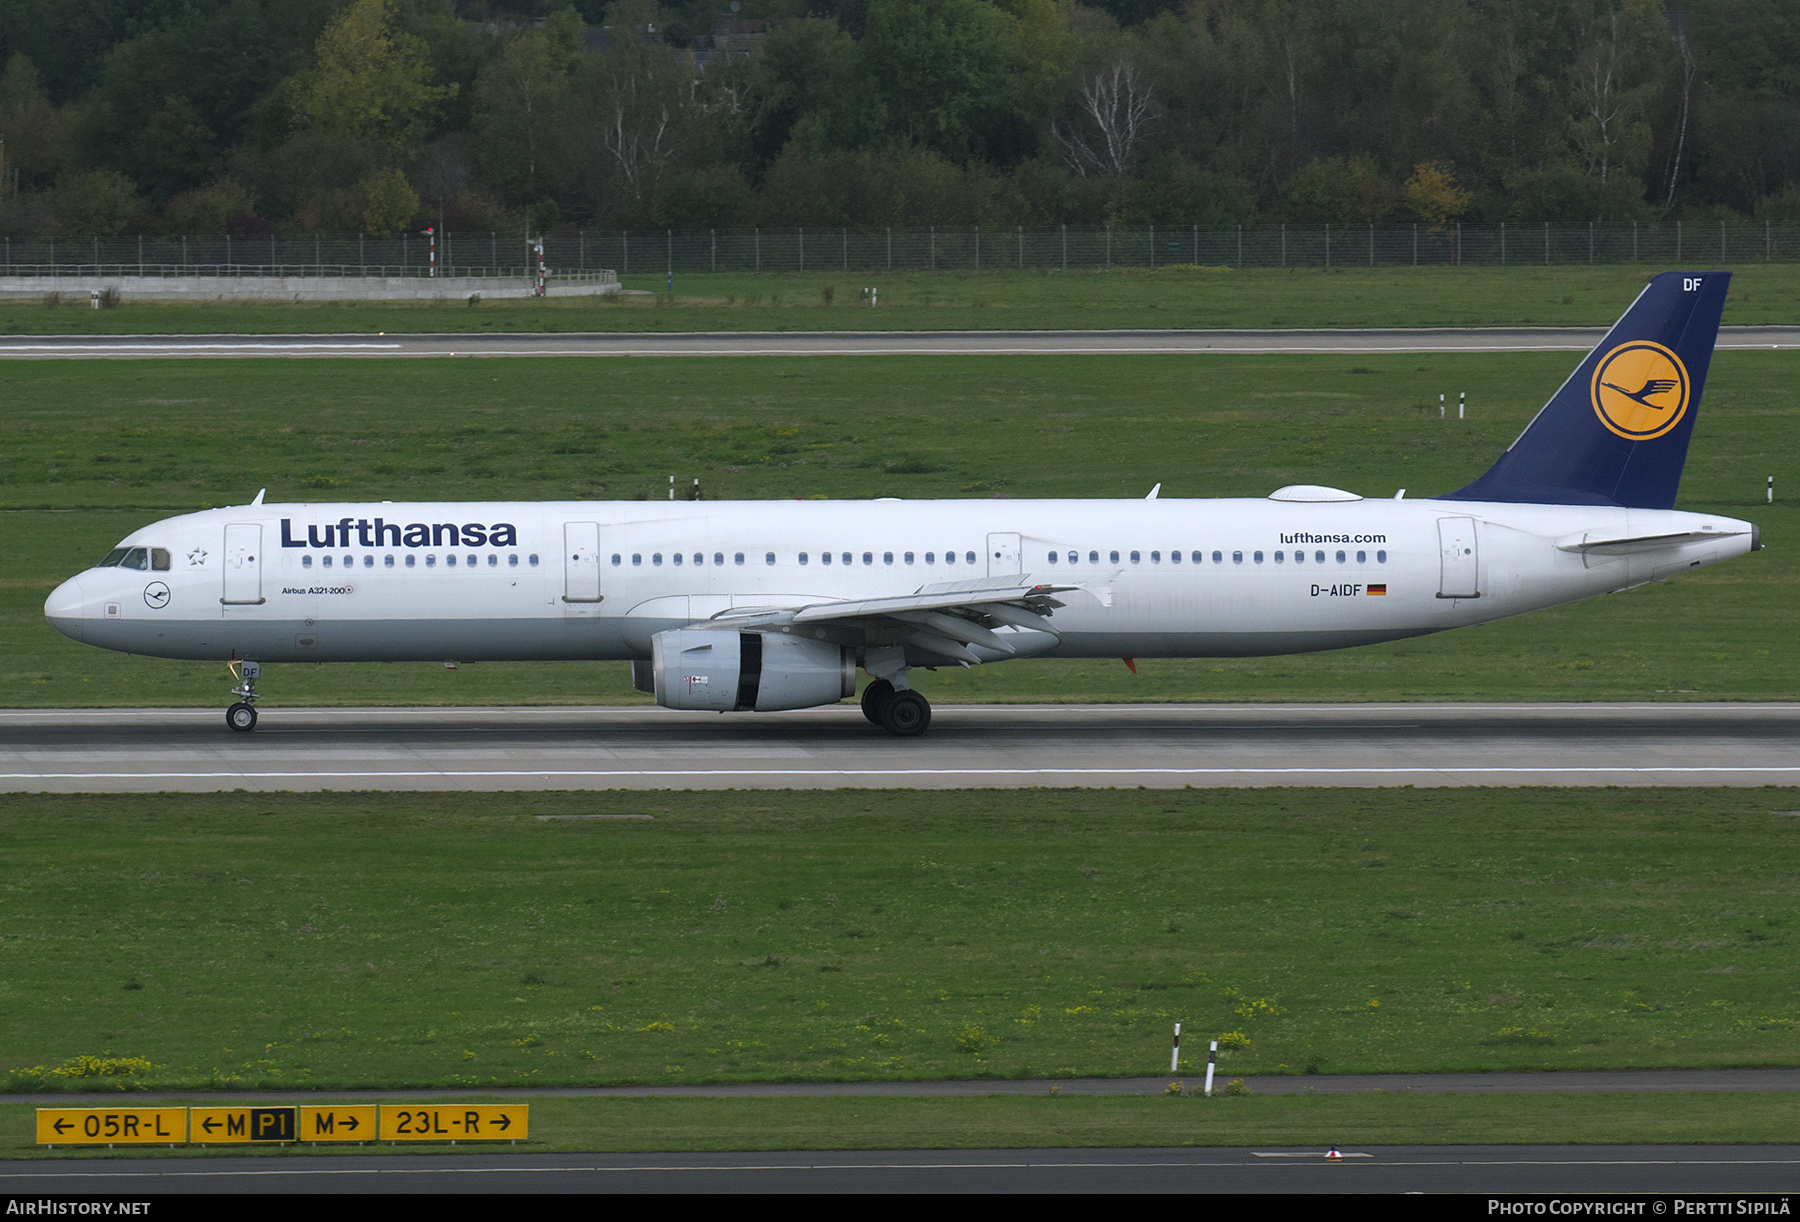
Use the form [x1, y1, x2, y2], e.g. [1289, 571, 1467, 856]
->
[45, 271, 1758, 736]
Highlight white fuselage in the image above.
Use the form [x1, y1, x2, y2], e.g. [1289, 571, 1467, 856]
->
[45, 494, 1757, 666]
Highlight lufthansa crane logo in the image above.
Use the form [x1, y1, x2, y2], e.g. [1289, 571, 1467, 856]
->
[1591, 341, 1690, 441]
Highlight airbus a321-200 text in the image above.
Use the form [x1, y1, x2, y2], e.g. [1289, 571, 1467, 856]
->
[46, 271, 1759, 736]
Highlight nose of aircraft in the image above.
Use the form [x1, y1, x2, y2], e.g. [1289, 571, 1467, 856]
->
[45, 573, 86, 643]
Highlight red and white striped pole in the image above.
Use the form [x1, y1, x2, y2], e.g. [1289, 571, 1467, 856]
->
[426, 227, 436, 278]
[1203, 1040, 1218, 1096]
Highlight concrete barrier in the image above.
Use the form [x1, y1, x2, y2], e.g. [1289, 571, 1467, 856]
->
[0, 271, 620, 302]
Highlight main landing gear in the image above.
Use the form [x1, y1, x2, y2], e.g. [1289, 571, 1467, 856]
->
[860, 678, 931, 737]
[226, 660, 260, 732]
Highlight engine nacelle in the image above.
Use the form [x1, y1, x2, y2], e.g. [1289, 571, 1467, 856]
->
[650, 629, 854, 712]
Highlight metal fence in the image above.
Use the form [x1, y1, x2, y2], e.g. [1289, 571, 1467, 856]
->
[4, 223, 1798, 276]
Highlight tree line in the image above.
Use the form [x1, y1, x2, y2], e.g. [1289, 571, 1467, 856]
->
[0, 0, 1794, 238]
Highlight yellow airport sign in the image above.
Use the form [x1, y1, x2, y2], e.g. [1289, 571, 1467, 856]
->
[190, 1106, 296, 1144]
[37, 1107, 186, 1146]
[379, 1104, 527, 1142]
[299, 1104, 377, 1142]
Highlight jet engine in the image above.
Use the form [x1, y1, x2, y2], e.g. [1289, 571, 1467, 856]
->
[648, 629, 855, 712]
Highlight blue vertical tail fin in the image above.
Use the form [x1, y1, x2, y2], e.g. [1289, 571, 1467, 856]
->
[1439, 271, 1729, 510]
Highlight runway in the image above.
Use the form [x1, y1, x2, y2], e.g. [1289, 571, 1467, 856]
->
[1, 324, 1797, 358]
[3, 702, 1796, 792]
[19, 1067, 1800, 1106]
[4, 1146, 1797, 1193]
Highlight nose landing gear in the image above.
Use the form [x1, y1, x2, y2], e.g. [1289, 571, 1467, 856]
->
[226, 660, 261, 732]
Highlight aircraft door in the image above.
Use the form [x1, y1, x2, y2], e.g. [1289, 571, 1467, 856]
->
[222, 523, 265, 605]
[1436, 517, 1481, 599]
[564, 522, 602, 605]
[987, 532, 1021, 577]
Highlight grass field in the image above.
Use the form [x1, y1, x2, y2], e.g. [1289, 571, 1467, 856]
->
[2, 264, 1798, 334]
[9, 1092, 1800, 1158]
[1, 346, 1791, 706]
[3, 788, 1797, 1094]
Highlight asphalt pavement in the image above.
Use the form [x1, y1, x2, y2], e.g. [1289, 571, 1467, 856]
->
[3, 702, 1796, 792]
[1, 324, 1796, 358]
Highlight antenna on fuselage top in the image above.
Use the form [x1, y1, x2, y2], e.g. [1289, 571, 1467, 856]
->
[251, 488, 266, 506]
[1145, 483, 1161, 500]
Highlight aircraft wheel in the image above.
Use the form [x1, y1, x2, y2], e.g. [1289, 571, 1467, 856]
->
[860, 679, 895, 725]
[880, 690, 931, 737]
[226, 702, 258, 732]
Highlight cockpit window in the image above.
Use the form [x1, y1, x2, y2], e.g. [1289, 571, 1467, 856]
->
[151, 548, 170, 571]
[100, 548, 129, 567]
[119, 548, 150, 570]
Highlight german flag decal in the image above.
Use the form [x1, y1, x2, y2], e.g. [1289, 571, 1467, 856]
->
[1367, 583, 1388, 595]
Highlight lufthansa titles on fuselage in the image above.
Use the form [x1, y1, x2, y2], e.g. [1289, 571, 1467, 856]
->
[280, 518, 519, 550]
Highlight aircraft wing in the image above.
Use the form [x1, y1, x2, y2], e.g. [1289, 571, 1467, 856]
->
[699, 578, 1078, 664]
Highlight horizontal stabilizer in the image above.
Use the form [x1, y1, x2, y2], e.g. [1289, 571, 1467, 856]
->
[1555, 527, 1751, 555]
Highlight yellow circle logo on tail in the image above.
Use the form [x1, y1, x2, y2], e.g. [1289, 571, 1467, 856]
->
[1591, 341, 1690, 440]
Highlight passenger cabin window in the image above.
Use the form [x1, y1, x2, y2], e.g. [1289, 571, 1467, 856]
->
[1356, 550, 1366, 563]
[445, 555, 455, 567]
[715, 553, 724, 566]
[799, 553, 810, 565]
[904, 552, 914, 564]
[405, 555, 415, 568]
[765, 552, 775, 565]
[1109, 551, 1120, 563]
[965, 551, 976, 565]
[1377, 550, 1388, 563]
[611, 554, 622, 566]
[821, 552, 831, 565]
[303, 555, 314, 568]
[1130, 551, 1141, 564]
[735, 553, 745, 565]
[529, 554, 540, 566]
[384, 555, 394, 568]
[1254, 551, 1265, 563]
[427, 554, 437, 567]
